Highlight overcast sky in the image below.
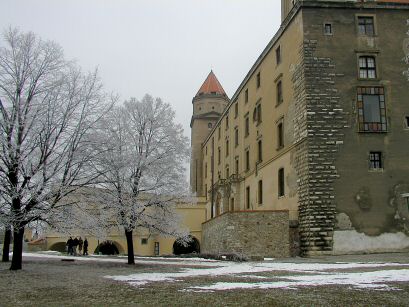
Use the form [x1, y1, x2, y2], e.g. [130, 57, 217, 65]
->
[1, 0, 281, 137]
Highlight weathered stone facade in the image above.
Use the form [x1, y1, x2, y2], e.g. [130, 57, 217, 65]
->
[292, 38, 347, 256]
[202, 211, 290, 258]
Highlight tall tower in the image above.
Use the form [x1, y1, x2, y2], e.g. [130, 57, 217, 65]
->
[190, 71, 229, 196]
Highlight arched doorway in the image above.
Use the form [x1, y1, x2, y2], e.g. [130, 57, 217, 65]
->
[94, 240, 122, 255]
[49, 242, 67, 253]
[173, 236, 200, 255]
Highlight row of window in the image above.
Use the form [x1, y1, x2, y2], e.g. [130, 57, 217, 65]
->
[244, 168, 285, 208]
[324, 16, 376, 36]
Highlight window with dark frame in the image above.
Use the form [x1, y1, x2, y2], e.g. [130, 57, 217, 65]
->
[278, 168, 285, 197]
[245, 149, 250, 171]
[226, 115, 229, 130]
[218, 126, 221, 139]
[258, 180, 263, 205]
[357, 87, 387, 132]
[235, 157, 239, 175]
[234, 103, 238, 118]
[358, 16, 375, 36]
[255, 103, 262, 125]
[205, 184, 207, 200]
[141, 238, 148, 245]
[369, 151, 383, 170]
[258, 139, 262, 162]
[324, 23, 332, 35]
[276, 80, 283, 105]
[245, 114, 249, 137]
[405, 116, 409, 128]
[226, 140, 229, 157]
[359, 56, 376, 79]
[218, 147, 221, 164]
[246, 186, 250, 209]
[277, 121, 284, 149]
[234, 127, 239, 147]
[276, 45, 281, 65]
[256, 72, 261, 88]
[208, 122, 212, 129]
[205, 163, 207, 178]
[245, 89, 249, 103]
[226, 165, 229, 178]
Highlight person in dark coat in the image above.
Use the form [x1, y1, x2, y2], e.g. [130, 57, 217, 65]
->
[78, 237, 83, 255]
[83, 238, 89, 256]
[66, 237, 74, 255]
[73, 237, 79, 255]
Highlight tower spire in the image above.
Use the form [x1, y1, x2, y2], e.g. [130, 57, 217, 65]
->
[196, 71, 226, 97]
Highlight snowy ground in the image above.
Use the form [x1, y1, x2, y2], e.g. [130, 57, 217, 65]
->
[1, 252, 408, 306]
[23, 252, 409, 292]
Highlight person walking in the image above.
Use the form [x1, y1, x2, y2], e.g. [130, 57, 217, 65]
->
[73, 237, 79, 256]
[78, 237, 83, 255]
[66, 237, 74, 255]
[83, 238, 89, 256]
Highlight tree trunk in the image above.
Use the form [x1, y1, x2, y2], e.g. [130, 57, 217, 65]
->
[125, 230, 135, 265]
[2, 227, 12, 262]
[10, 227, 25, 270]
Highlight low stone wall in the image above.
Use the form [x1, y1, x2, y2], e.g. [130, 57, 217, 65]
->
[202, 210, 290, 258]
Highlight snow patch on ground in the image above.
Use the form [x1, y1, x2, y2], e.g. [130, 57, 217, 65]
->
[188, 269, 409, 291]
[105, 259, 409, 291]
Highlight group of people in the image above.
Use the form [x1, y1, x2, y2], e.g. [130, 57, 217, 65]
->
[66, 236, 88, 256]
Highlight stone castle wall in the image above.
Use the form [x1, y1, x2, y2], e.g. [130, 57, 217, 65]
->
[202, 211, 290, 258]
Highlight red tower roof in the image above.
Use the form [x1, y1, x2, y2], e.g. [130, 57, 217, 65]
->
[196, 71, 226, 96]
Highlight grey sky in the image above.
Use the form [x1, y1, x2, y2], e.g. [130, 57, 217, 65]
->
[1, 0, 281, 137]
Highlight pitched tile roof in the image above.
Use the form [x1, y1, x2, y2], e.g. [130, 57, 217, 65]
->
[196, 71, 227, 96]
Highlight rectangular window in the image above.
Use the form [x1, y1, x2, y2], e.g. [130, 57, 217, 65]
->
[235, 157, 239, 175]
[276, 45, 281, 65]
[405, 116, 409, 129]
[226, 140, 229, 157]
[357, 87, 387, 132]
[359, 56, 376, 79]
[218, 126, 221, 139]
[256, 72, 261, 88]
[246, 186, 250, 209]
[205, 146, 208, 155]
[358, 16, 375, 36]
[254, 103, 262, 125]
[278, 168, 285, 197]
[234, 127, 239, 147]
[277, 121, 284, 149]
[245, 89, 248, 103]
[258, 180, 263, 205]
[226, 115, 229, 130]
[245, 149, 250, 171]
[258, 139, 262, 162]
[245, 114, 249, 137]
[141, 238, 148, 245]
[205, 184, 207, 200]
[205, 163, 207, 178]
[234, 103, 238, 118]
[276, 80, 283, 105]
[369, 152, 383, 170]
[218, 147, 221, 164]
[324, 23, 332, 35]
[226, 165, 229, 178]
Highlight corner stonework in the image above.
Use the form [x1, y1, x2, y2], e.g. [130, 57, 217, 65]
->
[292, 39, 347, 256]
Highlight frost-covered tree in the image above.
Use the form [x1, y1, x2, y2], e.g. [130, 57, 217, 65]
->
[91, 95, 190, 264]
[0, 28, 112, 270]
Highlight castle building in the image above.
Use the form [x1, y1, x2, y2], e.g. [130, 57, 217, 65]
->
[191, 0, 409, 257]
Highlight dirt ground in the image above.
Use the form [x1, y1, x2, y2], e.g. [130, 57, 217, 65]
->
[0, 253, 408, 307]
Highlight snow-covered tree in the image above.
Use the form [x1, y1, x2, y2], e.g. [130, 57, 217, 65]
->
[91, 95, 190, 264]
[0, 28, 112, 270]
